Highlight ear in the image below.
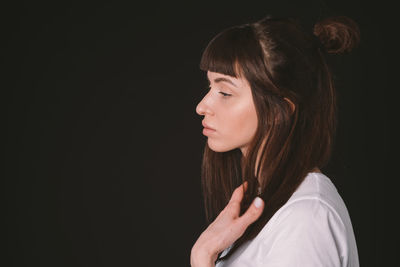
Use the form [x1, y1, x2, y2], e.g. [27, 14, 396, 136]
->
[283, 97, 296, 114]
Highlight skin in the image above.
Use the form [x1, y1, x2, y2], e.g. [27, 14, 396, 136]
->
[192, 71, 320, 266]
[192, 71, 265, 266]
[190, 182, 264, 267]
[196, 71, 258, 155]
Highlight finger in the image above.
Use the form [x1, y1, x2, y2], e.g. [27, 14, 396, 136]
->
[223, 182, 249, 217]
[229, 181, 247, 204]
[242, 181, 248, 192]
[237, 197, 264, 226]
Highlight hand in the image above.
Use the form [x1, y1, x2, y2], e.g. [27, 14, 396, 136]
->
[190, 182, 265, 267]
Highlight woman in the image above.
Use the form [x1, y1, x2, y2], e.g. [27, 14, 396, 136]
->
[190, 15, 360, 267]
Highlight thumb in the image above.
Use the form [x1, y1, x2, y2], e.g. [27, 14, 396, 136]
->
[238, 197, 264, 226]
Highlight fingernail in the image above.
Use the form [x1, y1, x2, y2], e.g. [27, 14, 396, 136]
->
[254, 197, 263, 208]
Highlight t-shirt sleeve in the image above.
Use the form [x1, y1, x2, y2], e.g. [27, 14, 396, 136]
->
[258, 199, 349, 267]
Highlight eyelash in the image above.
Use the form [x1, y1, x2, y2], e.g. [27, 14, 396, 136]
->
[206, 86, 232, 98]
[219, 92, 232, 97]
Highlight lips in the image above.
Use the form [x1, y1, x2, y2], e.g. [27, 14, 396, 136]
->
[202, 121, 215, 131]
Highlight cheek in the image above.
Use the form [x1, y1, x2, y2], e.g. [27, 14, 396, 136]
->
[208, 104, 257, 152]
[221, 101, 258, 139]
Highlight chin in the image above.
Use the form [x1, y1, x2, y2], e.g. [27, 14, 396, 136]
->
[207, 139, 237, 153]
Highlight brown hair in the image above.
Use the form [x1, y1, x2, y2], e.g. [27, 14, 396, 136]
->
[198, 15, 360, 262]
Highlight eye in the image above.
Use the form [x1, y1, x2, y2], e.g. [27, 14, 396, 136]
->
[219, 92, 232, 97]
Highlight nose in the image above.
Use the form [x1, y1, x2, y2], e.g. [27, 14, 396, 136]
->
[196, 93, 214, 116]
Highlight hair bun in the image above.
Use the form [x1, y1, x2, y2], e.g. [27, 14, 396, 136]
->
[313, 16, 360, 54]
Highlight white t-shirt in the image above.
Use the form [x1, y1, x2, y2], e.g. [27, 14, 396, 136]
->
[216, 172, 359, 267]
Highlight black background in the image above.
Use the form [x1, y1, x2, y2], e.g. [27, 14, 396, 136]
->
[4, 1, 395, 266]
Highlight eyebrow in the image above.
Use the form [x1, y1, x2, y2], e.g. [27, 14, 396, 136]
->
[208, 77, 238, 88]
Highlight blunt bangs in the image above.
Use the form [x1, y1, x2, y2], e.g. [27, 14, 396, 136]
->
[199, 25, 259, 78]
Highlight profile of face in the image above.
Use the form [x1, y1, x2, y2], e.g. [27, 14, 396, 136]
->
[196, 71, 258, 155]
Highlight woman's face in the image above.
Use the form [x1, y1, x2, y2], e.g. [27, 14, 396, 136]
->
[196, 71, 258, 155]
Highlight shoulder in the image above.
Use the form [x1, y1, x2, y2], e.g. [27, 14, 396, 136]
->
[265, 196, 345, 236]
[253, 198, 349, 266]
[289, 172, 342, 205]
[253, 173, 355, 266]
[218, 173, 358, 267]
[284, 172, 351, 225]
[263, 173, 348, 246]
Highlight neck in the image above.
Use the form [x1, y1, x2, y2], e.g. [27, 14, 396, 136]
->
[241, 145, 321, 182]
[240, 138, 267, 181]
